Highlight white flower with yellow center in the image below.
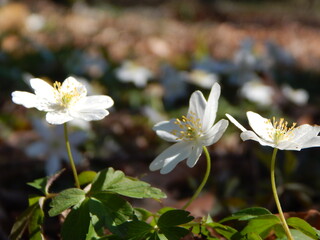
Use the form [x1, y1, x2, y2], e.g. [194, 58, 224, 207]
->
[150, 83, 229, 174]
[12, 76, 114, 125]
[226, 111, 320, 150]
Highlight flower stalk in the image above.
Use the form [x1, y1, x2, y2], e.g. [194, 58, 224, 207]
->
[270, 148, 293, 240]
[182, 146, 211, 210]
[64, 123, 80, 189]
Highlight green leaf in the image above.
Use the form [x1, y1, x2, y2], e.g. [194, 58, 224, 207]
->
[157, 209, 194, 240]
[28, 203, 44, 240]
[9, 203, 38, 240]
[27, 177, 48, 195]
[79, 170, 97, 186]
[241, 215, 281, 239]
[205, 221, 238, 239]
[27, 169, 64, 195]
[134, 207, 152, 221]
[220, 207, 272, 223]
[243, 232, 263, 240]
[118, 220, 153, 240]
[157, 209, 194, 227]
[61, 199, 91, 240]
[287, 217, 319, 239]
[290, 229, 315, 240]
[49, 188, 86, 216]
[88, 193, 134, 235]
[90, 168, 166, 199]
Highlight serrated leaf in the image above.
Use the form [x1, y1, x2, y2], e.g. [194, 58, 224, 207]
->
[157, 209, 194, 227]
[79, 170, 97, 186]
[28, 203, 44, 240]
[27, 169, 64, 195]
[90, 168, 166, 199]
[287, 217, 318, 239]
[9, 203, 38, 240]
[61, 199, 91, 240]
[241, 215, 281, 239]
[88, 193, 134, 235]
[220, 207, 272, 223]
[118, 220, 153, 240]
[49, 188, 86, 216]
[205, 221, 238, 239]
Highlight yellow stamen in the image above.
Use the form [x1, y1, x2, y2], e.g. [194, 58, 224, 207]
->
[266, 117, 296, 144]
[171, 112, 203, 141]
[53, 81, 85, 108]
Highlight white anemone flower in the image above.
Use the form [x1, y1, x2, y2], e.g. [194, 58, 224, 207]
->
[226, 111, 320, 151]
[115, 61, 153, 88]
[12, 76, 114, 125]
[185, 69, 219, 89]
[150, 83, 229, 174]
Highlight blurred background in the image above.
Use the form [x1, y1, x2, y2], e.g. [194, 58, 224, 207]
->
[1, 0, 320, 238]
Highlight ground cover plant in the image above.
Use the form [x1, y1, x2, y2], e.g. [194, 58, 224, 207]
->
[1, 0, 320, 239]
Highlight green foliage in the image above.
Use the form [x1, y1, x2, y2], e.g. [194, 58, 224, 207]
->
[9, 196, 44, 240]
[90, 167, 166, 199]
[78, 170, 97, 186]
[287, 217, 319, 239]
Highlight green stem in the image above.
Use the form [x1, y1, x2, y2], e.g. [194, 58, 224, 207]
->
[182, 146, 211, 210]
[270, 148, 293, 240]
[64, 123, 80, 189]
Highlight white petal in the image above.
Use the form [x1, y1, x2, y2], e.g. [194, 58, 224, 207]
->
[202, 83, 220, 132]
[30, 78, 55, 102]
[12, 91, 38, 108]
[240, 130, 274, 148]
[186, 145, 203, 168]
[302, 136, 320, 149]
[289, 124, 320, 144]
[153, 119, 181, 142]
[46, 111, 73, 125]
[70, 109, 109, 122]
[201, 119, 229, 146]
[75, 95, 114, 110]
[246, 111, 273, 141]
[187, 91, 206, 120]
[149, 142, 192, 174]
[225, 114, 247, 132]
[61, 76, 87, 98]
[277, 141, 301, 151]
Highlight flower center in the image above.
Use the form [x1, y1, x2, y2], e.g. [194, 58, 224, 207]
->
[171, 112, 203, 141]
[53, 81, 84, 108]
[267, 117, 296, 144]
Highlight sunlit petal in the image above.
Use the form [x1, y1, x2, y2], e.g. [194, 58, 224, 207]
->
[247, 111, 273, 141]
[201, 119, 229, 146]
[153, 119, 181, 142]
[202, 82, 220, 132]
[186, 145, 203, 168]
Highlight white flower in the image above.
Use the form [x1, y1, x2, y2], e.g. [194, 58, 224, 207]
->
[12, 76, 114, 125]
[115, 61, 153, 88]
[150, 83, 229, 174]
[226, 111, 320, 151]
[281, 84, 309, 106]
[185, 69, 219, 89]
[25, 119, 87, 175]
[240, 80, 275, 106]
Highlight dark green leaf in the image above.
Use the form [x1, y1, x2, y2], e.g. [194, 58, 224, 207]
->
[220, 207, 272, 223]
[89, 193, 134, 235]
[79, 170, 97, 186]
[90, 168, 166, 199]
[160, 226, 190, 240]
[243, 232, 263, 240]
[9, 203, 38, 240]
[157, 209, 194, 227]
[28, 204, 44, 240]
[205, 221, 238, 239]
[49, 188, 86, 216]
[61, 199, 91, 240]
[287, 217, 318, 239]
[118, 220, 153, 240]
[134, 207, 152, 221]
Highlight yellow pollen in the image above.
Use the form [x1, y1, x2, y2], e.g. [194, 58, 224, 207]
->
[171, 112, 202, 141]
[53, 81, 84, 107]
[266, 117, 297, 144]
